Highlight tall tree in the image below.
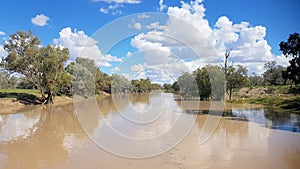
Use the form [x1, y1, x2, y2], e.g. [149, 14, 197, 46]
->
[280, 32, 300, 86]
[39, 45, 69, 103]
[111, 74, 130, 94]
[226, 65, 248, 100]
[263, 61, 286, 85]
[177, 72, 198, 99]
[193, 67, 211, 100]
[171, 81, 180, 92]
[2, 31, 69, 104]
[205, 65, 225, 100]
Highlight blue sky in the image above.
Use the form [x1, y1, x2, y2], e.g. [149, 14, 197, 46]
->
[0, 0, 299, 81]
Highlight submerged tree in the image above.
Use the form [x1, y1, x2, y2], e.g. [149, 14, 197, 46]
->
[193, 67, 211, 100]
[177, 72, 198, 99]
[280, 32, 300, 86]
[2, 31, 69, 104]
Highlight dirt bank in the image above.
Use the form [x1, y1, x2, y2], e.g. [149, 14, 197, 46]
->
[0, 96, 73, 114]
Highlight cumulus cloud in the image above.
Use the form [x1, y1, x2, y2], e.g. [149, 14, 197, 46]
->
[128, 0, 282, 79]
[93, 0, 141, 4]
[31, 14, 49, 27]
[53, 27, 122, 67]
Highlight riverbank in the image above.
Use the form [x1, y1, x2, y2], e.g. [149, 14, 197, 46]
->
[229, 86, 300, 113]
[0, 89, 110, 114]
[0, 95, 73, 114]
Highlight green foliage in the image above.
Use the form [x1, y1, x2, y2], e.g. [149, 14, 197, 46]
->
[17, 76, 36, 89]
[263, 61, 286, 85]
[163, 83, 173, 92]
[171, 81, 180, 92]
[0, 70, 18, 89]
[150, 83, 161, 90]
[177, 72, 198, 99]
[205, 65, 225, 100]
[2, 31, 69, 104]
[280, 32, 300, 85]
[65, 59, 94, 96]
[111, 74, 130, 93]
[39, 45, 69, 103]
[193, 67, 211, 100]
[129, 78, 152, 93]
[226, 65, 248, 100]
[248, 72, 264, 86]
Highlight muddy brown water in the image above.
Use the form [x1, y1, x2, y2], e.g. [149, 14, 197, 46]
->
[0, 92, 300, 169]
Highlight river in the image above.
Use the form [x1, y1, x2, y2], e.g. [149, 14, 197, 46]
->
[0, 92, 299, 169]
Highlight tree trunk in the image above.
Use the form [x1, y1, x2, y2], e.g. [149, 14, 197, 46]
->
[229, 87, 232, 101]
[40, 88, 46, 100]
[45, 91, 54, 104]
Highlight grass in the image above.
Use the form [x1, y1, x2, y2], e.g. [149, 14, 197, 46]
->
[0, 89, 41, 97]
[244, 96, 300, 113]
[0, 89, 42, 105]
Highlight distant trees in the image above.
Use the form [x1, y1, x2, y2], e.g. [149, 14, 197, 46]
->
[163, 83, 173, 92]
[111, 74, 130, 93]
[0, 70, 18, 89]
[129, 78, 153, 93]
[280, 32, 300, 86]
[150, 83, 161, 90]
[2, 31, 69, 104]
[263, 61, 286, 85]
[248, 72, 264, 86]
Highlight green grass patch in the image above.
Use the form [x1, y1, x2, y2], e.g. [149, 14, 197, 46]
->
[248, 97, 281, 106]
[0, 89, 40, 97]
[0, 89, 42, 104]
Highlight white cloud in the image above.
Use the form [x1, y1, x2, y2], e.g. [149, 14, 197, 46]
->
[131, 32, 171, 65]
[145, 22, 165, 30]
[0, 31, 5, 36]
[126, 51, 132, 57]
[133, 22, 142, 30]
[0, 45, 7, 58]
[100, 4, 123, 15]
[129, 0, 280, 78]
[159, 0, 167, 12]
[31, 14, 49, 27]
[93, 0, 141, 4]
[53, 27, 122, 67]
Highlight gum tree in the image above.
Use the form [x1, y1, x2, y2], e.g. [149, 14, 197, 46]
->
[2, 30, 69, 104]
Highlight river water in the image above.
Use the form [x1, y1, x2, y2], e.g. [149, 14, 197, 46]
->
[0, 92, 300, 169]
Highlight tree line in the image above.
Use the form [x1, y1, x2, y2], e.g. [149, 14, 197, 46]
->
[162, 33, 300, 100]
[1, 31, 299, 103]
[0, 31, 162, 104]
